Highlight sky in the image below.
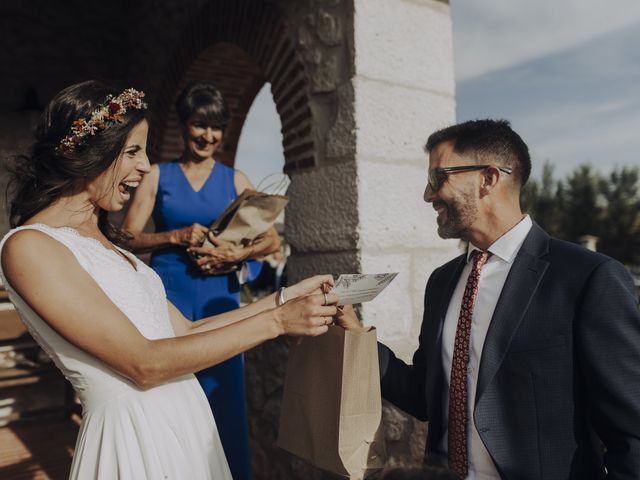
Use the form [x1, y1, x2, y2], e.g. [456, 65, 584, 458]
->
[235, 1, 640, 183]
[451, 0, 640, 179]
[234, 85, 285, 187]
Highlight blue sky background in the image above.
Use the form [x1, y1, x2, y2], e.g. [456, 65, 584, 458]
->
[234, 86, 284, 187]
[452, 0, 640, 178]
[235, 1, 640, 184]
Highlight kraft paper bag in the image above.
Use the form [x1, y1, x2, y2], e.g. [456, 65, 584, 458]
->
[206, 189, 288, 247]
[190, 189, 288, 274]
[278, 326, 386, 479]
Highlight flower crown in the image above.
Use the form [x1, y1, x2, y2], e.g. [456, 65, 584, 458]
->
[57, 88, 148, 154]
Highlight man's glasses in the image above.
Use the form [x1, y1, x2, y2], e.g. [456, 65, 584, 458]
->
[428, 165, 513, 192]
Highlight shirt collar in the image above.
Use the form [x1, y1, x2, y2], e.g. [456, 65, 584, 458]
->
[466, 215, 533, 264]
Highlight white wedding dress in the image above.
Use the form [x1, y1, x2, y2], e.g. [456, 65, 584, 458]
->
[0, 224, 232, 479]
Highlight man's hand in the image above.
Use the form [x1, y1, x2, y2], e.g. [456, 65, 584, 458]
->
[334, 304, 365, 331]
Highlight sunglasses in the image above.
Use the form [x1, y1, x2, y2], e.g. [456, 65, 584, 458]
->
[428, 165, 513, 192]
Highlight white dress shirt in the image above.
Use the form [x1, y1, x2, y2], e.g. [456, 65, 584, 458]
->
[438, 215, 533, 479]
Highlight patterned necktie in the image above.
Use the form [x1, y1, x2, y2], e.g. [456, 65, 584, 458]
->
[448, 249, 491, 478]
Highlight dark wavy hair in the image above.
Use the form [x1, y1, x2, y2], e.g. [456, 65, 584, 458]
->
[6, 80, 147, 242]
[175, 83, 230, 131]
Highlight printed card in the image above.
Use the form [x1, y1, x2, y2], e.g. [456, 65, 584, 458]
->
[331, 273, 399, 305]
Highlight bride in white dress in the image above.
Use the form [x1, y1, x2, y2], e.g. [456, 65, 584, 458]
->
[0, 81, 338, 479]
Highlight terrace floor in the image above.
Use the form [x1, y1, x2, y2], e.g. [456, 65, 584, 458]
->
[0, 415, 78, 480]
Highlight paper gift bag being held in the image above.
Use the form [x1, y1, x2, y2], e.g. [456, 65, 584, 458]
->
[204, 189, 288, 247]
[191, 189, 288, 274]
[278, 325, 386, 479]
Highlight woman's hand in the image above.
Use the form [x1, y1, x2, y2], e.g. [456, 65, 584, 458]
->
[247, 231, 280, 259]
[284, 274, 335, 301]
[334, 304, 365, 331]
[274, 292, 339, 337]
[188, 233, 246, 273]
[170, 223, 209, 247]
[195, 258, 231, 275]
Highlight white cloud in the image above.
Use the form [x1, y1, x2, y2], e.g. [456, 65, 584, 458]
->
[455, 15, 640, 177]
[451, 0, 640, 80]
[521, 103, 640, 176]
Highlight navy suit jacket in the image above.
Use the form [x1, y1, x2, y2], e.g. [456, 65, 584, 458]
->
[379, 223, 640, 479]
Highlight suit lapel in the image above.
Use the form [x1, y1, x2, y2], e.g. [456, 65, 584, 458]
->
[426, 254, 466, 450]
[475, 224, 550, 405]
[426, 255, 466, 395]
[435, 254, 467, 342]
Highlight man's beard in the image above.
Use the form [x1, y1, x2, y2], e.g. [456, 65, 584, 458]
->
[434, 191, 478, 240]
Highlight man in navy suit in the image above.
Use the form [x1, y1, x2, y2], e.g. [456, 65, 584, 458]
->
[339, 119, 640, 479]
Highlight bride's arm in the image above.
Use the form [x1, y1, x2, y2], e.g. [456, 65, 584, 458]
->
[168, 275, 334, 336]
[1, 230, 337, 389]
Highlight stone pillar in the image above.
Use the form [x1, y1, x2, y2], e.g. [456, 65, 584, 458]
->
[283, 0, 459, 472]
[355, 0, 458, 466]
[353, 0, 458, 358]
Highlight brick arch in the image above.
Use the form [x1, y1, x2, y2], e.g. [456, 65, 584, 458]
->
[149, 0, 314, 172]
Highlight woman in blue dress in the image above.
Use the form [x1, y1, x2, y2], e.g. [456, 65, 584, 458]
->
[122, 83, 280, 480]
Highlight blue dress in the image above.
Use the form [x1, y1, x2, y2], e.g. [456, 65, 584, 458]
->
[151, 160, 261, 480]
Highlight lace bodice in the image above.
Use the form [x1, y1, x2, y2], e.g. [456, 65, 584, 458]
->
[0, 224, 232, 479]
[0, 224, 176, 411]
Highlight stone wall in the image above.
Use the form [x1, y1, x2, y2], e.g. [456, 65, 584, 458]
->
[353, 0, 458, 359]
[246, 1, 460, 478]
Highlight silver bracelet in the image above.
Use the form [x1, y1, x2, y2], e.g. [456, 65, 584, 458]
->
[276, 287, 286, 306]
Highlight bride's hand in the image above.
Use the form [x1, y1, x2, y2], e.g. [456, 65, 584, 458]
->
[284, 274, 335, 300]
[274, 292, 339, 336]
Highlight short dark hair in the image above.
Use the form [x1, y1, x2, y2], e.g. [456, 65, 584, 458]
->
[6, 80, 146, 242]
[425, 119, 531, 186]
[175, 83, 230, 130]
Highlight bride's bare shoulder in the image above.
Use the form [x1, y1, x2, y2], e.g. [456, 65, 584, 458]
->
[2, 228, 75, 280]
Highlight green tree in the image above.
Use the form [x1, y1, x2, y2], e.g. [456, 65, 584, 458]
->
[521, 162, 565, 238]
[598, 167, 640, 264]
[562, 164, 604, 242]
[523, 162, 640, 266]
